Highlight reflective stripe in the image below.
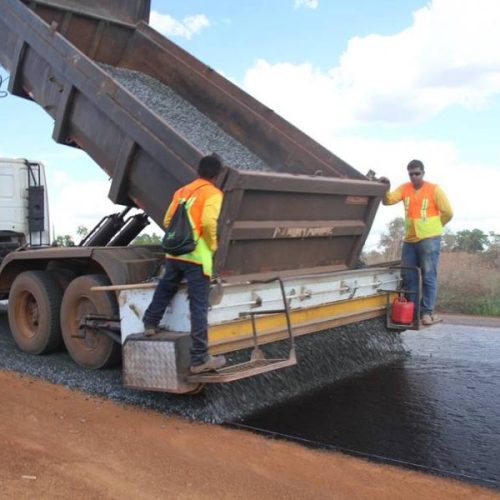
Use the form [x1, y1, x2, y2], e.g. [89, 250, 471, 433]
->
[404, 196, 410, 212]
[421, 197, 428, 222]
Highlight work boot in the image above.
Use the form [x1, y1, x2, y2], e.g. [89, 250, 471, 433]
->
[421, 314, 439, 326]
[190, 355, 226, 374]
[431, 314, 441, 323]
[144, 324, 161, 337]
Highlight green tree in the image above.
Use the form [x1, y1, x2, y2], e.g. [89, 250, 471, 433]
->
[76, 225, 88, 238]
[378, 217, 404, 260]
[361, 249, 384, 265]
[54, 234, 75, 247]
[484, 232, 500, 267]
[453, 229, 488, 253]
[441, 229, 457, 252]
[132, 232, 162, 245]
[488, 231, 500, 248]
[76, 225, 89, 245]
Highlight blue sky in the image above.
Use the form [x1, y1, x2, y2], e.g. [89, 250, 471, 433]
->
[1, 0, 499, 248]
[150, 0, 426, 74]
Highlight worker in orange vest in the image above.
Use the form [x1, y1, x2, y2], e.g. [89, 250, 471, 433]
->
[380, 160, 453, 326]
[143, 154, 226, 374]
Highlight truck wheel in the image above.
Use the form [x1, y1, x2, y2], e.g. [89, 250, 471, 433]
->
[60, 274, 121, 369]
[8, 270, 64, 354]
[49, 267, 76, 291]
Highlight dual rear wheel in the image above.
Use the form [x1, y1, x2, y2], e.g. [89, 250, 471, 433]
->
[8, 270, 63, 355]
[8, 271, 120, 369]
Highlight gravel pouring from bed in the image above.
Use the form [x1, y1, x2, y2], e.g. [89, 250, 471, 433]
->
[0, 314, 405, 423]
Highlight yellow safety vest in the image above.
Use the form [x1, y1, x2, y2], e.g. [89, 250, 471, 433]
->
[402, 182, 444, 240]
[165, 178, 222, 277]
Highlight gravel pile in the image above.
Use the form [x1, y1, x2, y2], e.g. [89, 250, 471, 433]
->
[0, 313, 406, 424]
[102, 65, 272, 171]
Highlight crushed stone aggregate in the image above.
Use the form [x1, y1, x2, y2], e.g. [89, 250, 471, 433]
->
[102, 65, 272, 172]
[0, 313, 405, 423]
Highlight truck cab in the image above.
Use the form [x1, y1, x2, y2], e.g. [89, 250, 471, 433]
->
[0, 158, 50, 261]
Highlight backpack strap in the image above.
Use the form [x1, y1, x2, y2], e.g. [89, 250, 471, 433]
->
[181, 182, 211, 204]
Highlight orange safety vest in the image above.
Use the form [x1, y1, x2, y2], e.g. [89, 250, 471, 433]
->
[165, 178, 222, 277]
[402, 181, 444, 241]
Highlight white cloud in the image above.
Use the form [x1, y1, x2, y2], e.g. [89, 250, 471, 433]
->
[150, 11, 210, 39]
[294, 0, 319, 9]
[45, 167, 163, 240]
[46, 173, 117, 238]
[243, 59, 355, 143]
[244, 0, 500, 130]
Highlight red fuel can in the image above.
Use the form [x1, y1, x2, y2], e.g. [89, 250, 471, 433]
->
[391, 296, 415, 325]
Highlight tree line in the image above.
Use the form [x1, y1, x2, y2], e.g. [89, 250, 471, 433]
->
[364, 217, 500, 264]
[53, 225, 162, 247]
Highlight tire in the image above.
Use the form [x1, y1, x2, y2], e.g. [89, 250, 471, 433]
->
[49, 267, 76, 292]
[8, 270, 64, 354]
[60, 274, 121, 369]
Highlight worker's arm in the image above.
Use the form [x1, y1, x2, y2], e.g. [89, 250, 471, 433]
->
[382, 185, 404, 205]
[201, 192, 223, 252]
[435, 186, 453, 226]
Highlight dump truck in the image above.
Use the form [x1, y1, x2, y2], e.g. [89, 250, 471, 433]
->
[0, 0, 404, 394]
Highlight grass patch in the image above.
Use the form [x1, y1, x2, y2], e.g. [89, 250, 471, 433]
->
[437, 252, 500, 316]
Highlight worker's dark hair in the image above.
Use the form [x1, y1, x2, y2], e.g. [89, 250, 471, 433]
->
[198, 153, 223, 180]
[407, 159, 424, 171]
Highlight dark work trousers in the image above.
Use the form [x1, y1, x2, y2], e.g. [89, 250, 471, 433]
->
[143, 258, 210, 366]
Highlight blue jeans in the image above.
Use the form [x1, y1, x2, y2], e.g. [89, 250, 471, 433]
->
[401, 236, 442, 316]
[143, 259, 210, 366]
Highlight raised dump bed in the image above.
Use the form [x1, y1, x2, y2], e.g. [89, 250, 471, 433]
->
[0, 0, 385, 279]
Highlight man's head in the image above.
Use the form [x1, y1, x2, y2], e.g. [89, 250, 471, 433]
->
[407, 159, 425, 188]
[198, 153, 223, 181]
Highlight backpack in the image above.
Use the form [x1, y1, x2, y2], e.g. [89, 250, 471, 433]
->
[161, 184, 207, 256]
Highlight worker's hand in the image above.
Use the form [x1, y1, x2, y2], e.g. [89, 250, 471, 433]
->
[378, 177, 391, 190]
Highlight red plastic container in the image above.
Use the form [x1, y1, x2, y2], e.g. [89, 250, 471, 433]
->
[391, 296, 415, 325]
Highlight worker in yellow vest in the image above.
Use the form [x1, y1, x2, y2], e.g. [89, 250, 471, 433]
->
[143, 154, 226, 374]
[380, 160, 453, 326]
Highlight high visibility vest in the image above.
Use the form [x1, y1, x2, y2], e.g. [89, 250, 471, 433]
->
[166, 178, 222, 277]
[402, 181, 444, 240]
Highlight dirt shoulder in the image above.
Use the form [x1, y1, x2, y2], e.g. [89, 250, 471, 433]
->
[0, 371, 497, 500]
[441, 314, 500, 328]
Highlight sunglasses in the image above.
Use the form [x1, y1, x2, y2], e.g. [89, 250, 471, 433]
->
[408, 171, 422, 177]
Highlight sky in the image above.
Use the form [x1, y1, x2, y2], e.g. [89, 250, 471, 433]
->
[1, 0, 499, 250]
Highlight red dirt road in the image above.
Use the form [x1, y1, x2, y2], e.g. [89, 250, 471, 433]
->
[0, 370, 498, 499]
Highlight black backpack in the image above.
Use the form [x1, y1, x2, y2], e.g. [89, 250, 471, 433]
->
[161, 184, 207, 256]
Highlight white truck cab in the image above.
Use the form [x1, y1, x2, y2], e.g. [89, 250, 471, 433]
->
[0, 158, 50, 260]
